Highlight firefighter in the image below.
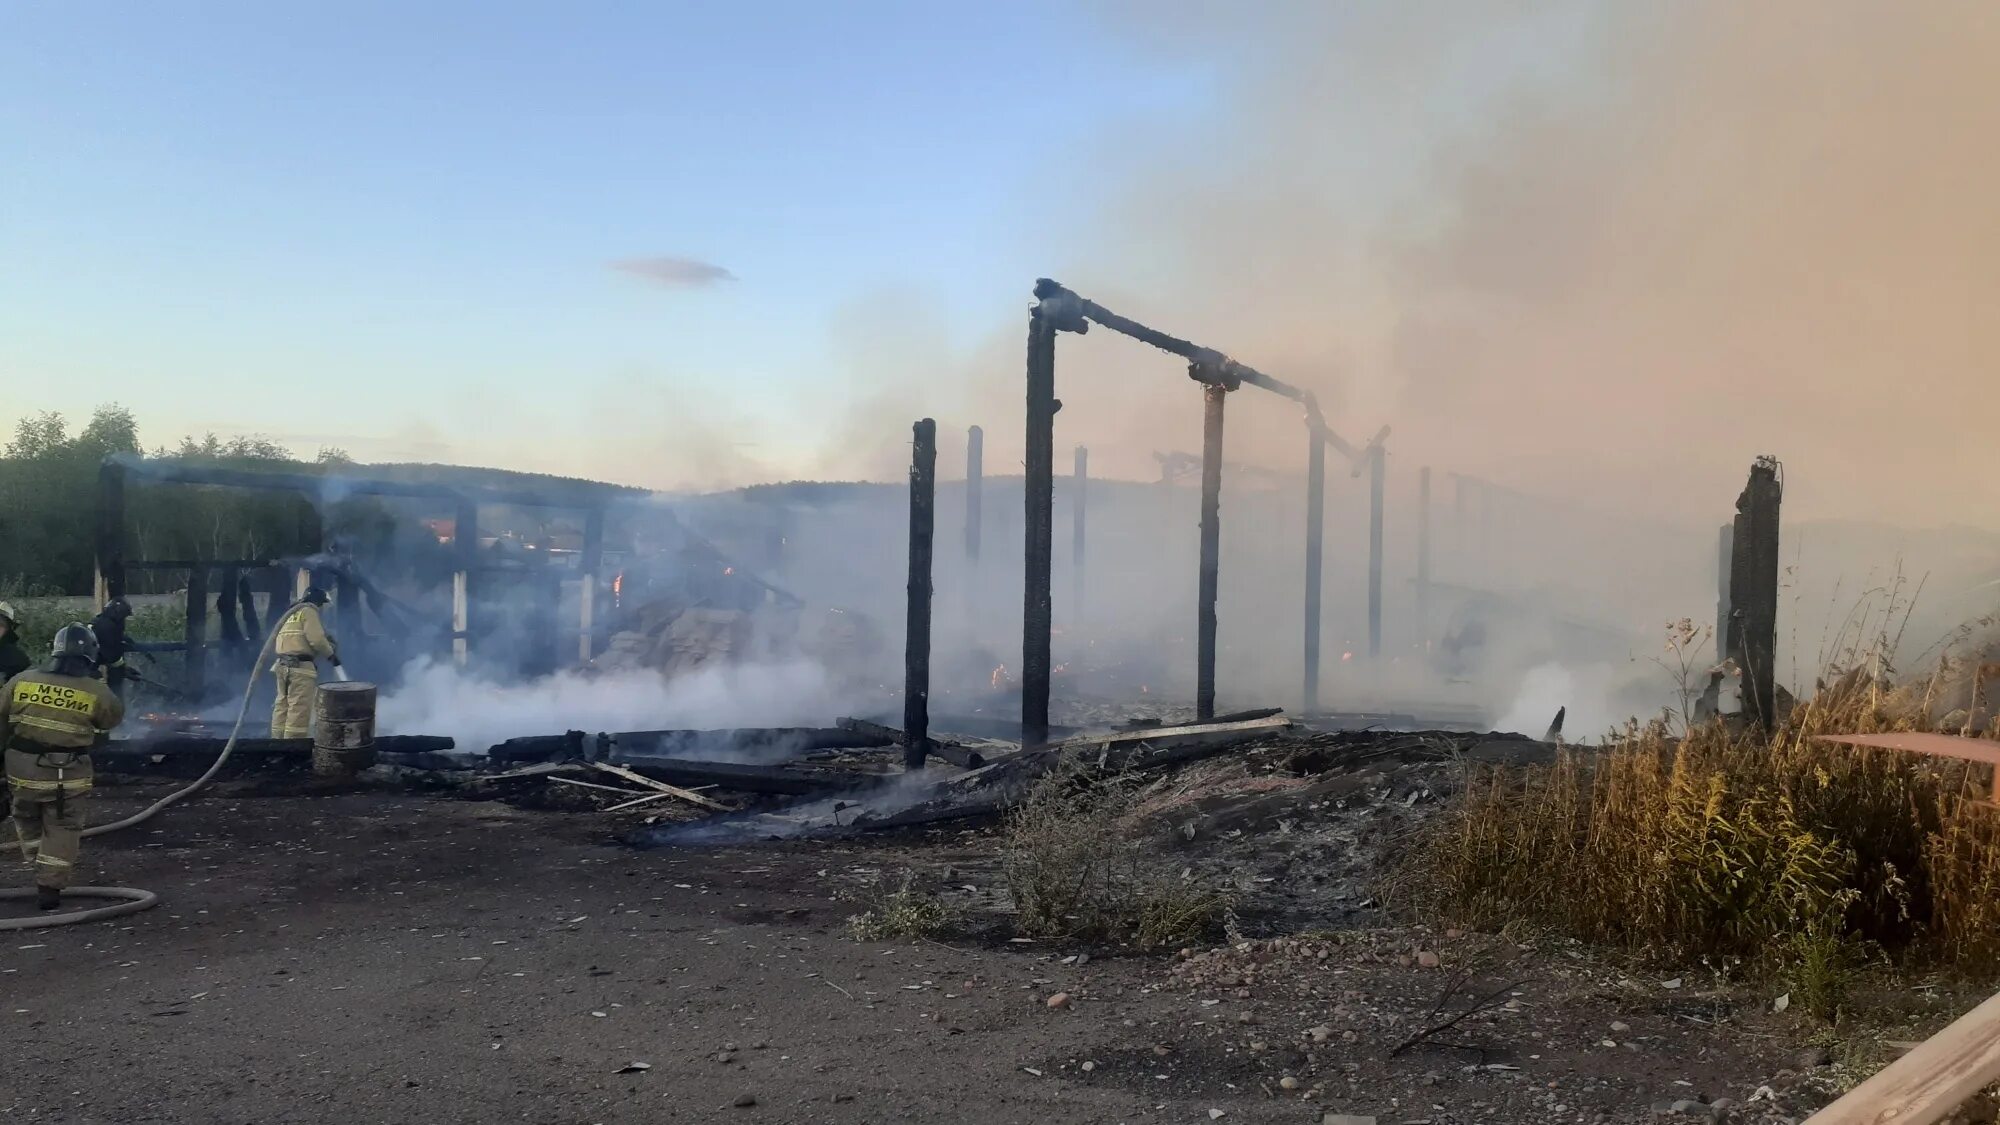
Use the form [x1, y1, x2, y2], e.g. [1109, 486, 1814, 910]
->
[0, 603, 29, 684]
[270, 587, 338, 739]
[2, 624, 123, 909]
[91, 596, 134, 698]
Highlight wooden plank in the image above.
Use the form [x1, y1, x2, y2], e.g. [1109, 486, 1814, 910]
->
[548, 776, 647, 797]
[1802, 991, 2000, 1125]
[1818, 732, 2000, 768]
[587, 761, 730, 811]
[613, 754, 845, 797]
[602, 791, 677, 814]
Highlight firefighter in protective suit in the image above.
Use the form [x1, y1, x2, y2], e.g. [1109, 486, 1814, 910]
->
[270, 587, 339, 739]
[2, 624, 124, 910]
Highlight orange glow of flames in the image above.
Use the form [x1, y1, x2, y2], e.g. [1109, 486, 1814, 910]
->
[723, 566, 734, 575]
[1341, 651, 1353, 662]
[991, 663, 1008, 690]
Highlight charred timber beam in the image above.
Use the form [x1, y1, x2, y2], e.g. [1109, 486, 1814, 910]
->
[488, 728, 896, 760]
[123, 558, 277, 571]
[1197, 383, 1228, 721]
[611, 755, 843, 796]
[104, 735, 454, 759]
[904, 418, 937, 769]
[109, 456, 624, 512]
[834, 718, 986, 770]
[929, 714, 1077, 741]
[1022, 303, 1062, 748]
[1032, 279, 1310, 404]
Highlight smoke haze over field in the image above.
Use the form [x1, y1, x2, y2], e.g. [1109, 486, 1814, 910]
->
[955, 0, 2000, 530]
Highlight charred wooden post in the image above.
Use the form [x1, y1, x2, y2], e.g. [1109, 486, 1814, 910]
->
[94, 459, 127, 609]
[1417, 466, 1433, 650]
[1303, 426, 1326, 711]
[903, 418, 938, 769]
[579, 505, 604, 664]
[238, 571, 262, 639]
[1072, 444, 1088, 619]
[965, 424, 983, 563]
[1725, 456, 1784, 730]
[1367, 443, 1385, 660]
[1197, 383, 1229, 721]
[183, 565, 209, 699]
[1023, 282, 1090, 748]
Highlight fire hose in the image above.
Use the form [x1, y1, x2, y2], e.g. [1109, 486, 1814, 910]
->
[0, 600, 316, 930]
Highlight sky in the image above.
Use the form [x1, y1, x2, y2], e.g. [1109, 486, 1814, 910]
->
[0, 1, 1215, 475]
[4, 1, 1997, 530]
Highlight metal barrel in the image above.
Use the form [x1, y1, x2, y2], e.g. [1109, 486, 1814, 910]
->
[312, 681, 377, 778]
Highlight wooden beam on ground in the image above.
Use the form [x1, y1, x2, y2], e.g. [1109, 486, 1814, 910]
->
[586, 761, 730, 811]
[609, 755, 839, 798]
[1802, 991, 2000, 1125]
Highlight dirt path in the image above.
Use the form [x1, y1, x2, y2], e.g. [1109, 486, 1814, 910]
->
[2, 791, 1823, 1124]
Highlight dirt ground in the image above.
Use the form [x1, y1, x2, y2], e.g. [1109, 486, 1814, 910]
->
[0, 782, 1936, 1125]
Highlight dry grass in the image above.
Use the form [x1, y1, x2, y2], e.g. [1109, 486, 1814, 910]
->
[1407, 661, 2000, 1017]
[846, 872, 957, 942]
[1003, 760, 1229, 949]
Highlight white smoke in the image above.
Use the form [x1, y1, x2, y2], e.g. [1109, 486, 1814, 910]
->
[376, 657, 844, 756]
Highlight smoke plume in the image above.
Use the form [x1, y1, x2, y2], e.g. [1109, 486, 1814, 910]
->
[378, 657, 840, 756]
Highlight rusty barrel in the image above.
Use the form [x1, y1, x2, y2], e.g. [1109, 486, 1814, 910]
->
[313, 681, 378, 778]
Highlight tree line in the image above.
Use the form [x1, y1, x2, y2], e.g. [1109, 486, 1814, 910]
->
[0, 404, 356, 596]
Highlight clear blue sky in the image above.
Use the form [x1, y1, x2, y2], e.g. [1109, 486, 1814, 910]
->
[0, 1, 1216, 479]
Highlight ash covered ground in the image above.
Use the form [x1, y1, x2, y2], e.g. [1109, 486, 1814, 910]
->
[5, 713, 1952, 1125]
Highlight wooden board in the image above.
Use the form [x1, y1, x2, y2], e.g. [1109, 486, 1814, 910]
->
[1803, 990, 2000, 1124]
[1818, 732, 2000, 768]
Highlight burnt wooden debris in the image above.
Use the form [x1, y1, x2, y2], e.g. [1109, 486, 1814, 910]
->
[1022, 279, 1385, 730]
[904, 418, 937, 769]
[1724, 455, 1784, 730]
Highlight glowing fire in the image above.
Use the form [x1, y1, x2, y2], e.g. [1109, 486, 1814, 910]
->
[1052, 662, 1068, 675]
[1341, 651, 1353, 662]
[991, 663, 1008, 690]
[723, 566, 734, 575]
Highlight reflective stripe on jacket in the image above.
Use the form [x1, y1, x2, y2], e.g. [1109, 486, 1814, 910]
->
[1, 670, 123, 752]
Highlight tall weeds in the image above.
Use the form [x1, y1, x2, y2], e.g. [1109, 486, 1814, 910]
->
[1409, 669, 2000, 1003]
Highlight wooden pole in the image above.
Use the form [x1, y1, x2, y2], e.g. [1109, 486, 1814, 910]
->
[1022, 311, 1057, 747]
[903, 419, 937, 769]
[1197, 384, 1228, 721]
[1303, 428, 1326, 712]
